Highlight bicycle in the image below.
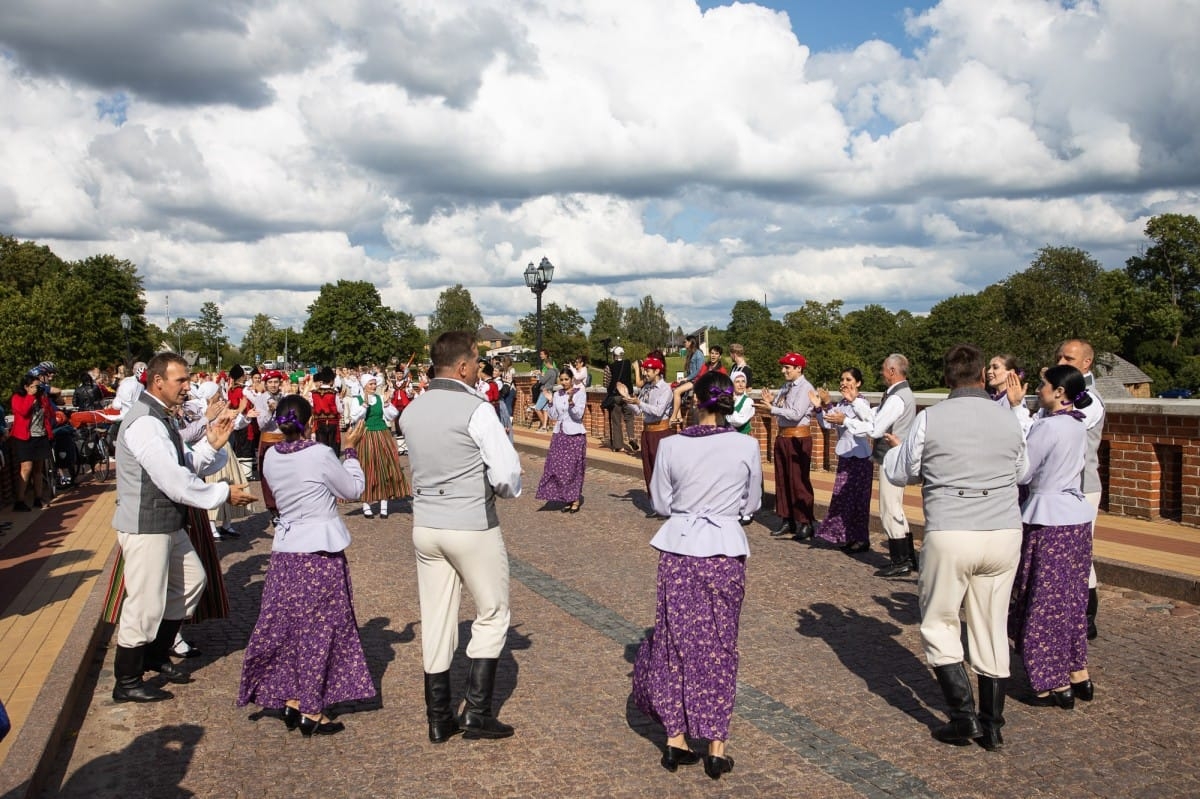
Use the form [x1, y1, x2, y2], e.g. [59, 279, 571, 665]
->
[76, 421, 113, 482]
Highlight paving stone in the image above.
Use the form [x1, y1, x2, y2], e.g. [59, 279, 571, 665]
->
[36, 451, 1200, 798]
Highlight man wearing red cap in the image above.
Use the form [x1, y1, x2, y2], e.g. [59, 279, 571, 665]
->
[617, 352, 674, 515]
[759, 352, 816, 539]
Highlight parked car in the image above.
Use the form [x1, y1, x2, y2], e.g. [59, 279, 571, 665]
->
[1158, 388, 1193, 399]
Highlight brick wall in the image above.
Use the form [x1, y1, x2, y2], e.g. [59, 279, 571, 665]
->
[514, 377, 1200, 528]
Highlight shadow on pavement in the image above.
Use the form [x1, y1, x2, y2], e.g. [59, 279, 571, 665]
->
[796, 601, 942, 728]
[56, 723, 203, 798]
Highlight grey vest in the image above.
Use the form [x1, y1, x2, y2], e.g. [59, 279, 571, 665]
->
[1083, 388, 1105, 494]
[401, 379, 499, 531]
[919, 388, 1023, 532]
[872, 381, 917, 463]
[112, 393, 188, 534]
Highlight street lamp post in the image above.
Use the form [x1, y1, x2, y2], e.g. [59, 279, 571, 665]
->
[523, 256, 555, 364]
[119, 313, 132, 371]
[269, 316, 289, 368]
[331, 329, 338, 365]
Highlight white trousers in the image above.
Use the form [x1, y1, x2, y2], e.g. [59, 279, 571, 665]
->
[878, 473, 910, 540]
[116, 529, 206, 648]
[413, 525, 511, 673]
[918, 528, 1021, 678]
[1085, 491, 1101, 589]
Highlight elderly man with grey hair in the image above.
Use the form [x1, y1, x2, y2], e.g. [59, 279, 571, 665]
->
[826, 353, 918, 573]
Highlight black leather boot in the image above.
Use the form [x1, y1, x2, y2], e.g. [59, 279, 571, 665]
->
[424, 671, 463, 743]
[1086, 587, 1098, 640]
[931, 662, 982, 745]
[975, 675, 1006, 751]
[112, 645, 173, 703]
[905, 533, 920, 573]
[876, 537, 912, 577]
[459, 658, 514, 739]
[770, 519, 796, 537]
[143, 618, 191, 684]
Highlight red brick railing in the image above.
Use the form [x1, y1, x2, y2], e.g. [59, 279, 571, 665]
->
[515, 375, 1200, 528]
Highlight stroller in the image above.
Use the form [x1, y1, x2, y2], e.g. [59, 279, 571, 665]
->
[52, 411, 81, 487]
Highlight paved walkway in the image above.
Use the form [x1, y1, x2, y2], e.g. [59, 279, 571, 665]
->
[2, 434, 1199, 798]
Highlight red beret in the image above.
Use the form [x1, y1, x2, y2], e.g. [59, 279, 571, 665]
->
[642, 356, 665, 371]
[778, 352, 807, 368]
[264, 370, 285, 381]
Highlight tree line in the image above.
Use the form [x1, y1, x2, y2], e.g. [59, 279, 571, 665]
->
[2, 212, 1197, 394]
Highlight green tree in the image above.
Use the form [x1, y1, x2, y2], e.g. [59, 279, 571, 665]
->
[842, 304, 901, 388]
[428, 284, 483, 341]
[1000, 246, 1116, 370]
[194, 301, 228, 368]
[241, 314, 277, 366]
[1126, 213, 1200, 347]
[783, 300, 861, 388]
[725, 300, 793, 388]
[588, 298, 623, 363]
[518, 302, 587, 363]
[623, 295, 670, 352]
[300, 280, 410, 366]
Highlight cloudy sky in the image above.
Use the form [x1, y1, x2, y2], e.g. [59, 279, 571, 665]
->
[2, 0, 1198, 342]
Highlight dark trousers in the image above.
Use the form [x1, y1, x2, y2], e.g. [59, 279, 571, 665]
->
[773, 435, 814, 523]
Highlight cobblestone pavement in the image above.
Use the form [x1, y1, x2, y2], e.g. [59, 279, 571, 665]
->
[39, 452, 1200, 798]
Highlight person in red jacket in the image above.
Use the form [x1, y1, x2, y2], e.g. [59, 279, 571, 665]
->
[10, 368, 57, 510]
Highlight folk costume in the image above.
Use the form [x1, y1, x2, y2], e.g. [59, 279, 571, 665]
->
[349, 373, 408, 518]
[535, 384, 588, 507]
[813, 395, 874, 547]
[767, 353, 816, 538]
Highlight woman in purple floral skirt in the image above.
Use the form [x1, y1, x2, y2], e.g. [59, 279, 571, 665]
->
[1009, 365, 1096, 723]
[238, 396, 374, 737]
[535, 370, 588, 512]
[632, 371, 762, 781]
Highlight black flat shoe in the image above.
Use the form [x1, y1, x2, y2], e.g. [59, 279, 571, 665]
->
[1031, 688, 1075, 709]
[661, 745, 700, 772]
[281, 705, 301, 730]
[793, 523, 814, 541]
[217, 526, 241, 538]
[298, 715, 345, 737]
[703, 754, 734, 780]
[145, 660, 192, 684]
[841, 540, 870, 553]
[568, 500, 581, 514]
[1071, 679, 1094, 701]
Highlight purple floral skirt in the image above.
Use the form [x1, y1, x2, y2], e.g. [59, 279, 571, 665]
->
[536, 432, 587, 503]
[238, 551, 376, 714]
[632, 552, 745, 741]
[1008, 521, 1092, 692]
[816, 456, 873, 545]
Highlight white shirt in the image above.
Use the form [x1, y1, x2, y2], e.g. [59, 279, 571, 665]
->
[121, 394, 230, 513]
[444, 378, 522, 499]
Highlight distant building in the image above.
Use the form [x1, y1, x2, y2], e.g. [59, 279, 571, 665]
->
[476, 325, 512, 351]
[1095, 352, 1154, 399]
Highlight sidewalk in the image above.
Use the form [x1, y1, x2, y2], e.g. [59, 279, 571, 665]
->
[2, 436, 1199, 798]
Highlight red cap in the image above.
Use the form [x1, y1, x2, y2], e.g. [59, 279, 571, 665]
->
[264, 370, 285, 381]
[779, 352, 807, 368]
[642, 356, 665, 371]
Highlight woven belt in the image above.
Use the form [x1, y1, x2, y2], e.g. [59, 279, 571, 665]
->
[778, 425, 812, 438]
[260, 431, 286, 444]
[644, 421, 669, 432]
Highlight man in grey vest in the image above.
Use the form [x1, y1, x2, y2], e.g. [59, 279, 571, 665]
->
[829, 354, 918, 573]
[112, 352, 256, 703]
[884, 344, 1026, 750]
[401, 332, 523, 743]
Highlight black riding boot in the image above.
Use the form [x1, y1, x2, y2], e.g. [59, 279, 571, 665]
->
[112, 645, 173, 703]
[424, 671, 463, 743]
[1086, 587, 1098, 640]
[931, 662, 983, 745]
[459, 659, 514, 739]
[876, 537, 912, 577]
[975, 675, 1006, 751]
[905, 533, 920, 573]
[143, 618, 191, 684]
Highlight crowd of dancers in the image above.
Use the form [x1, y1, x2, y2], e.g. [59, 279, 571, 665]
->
[90, 332, 1104, 780]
